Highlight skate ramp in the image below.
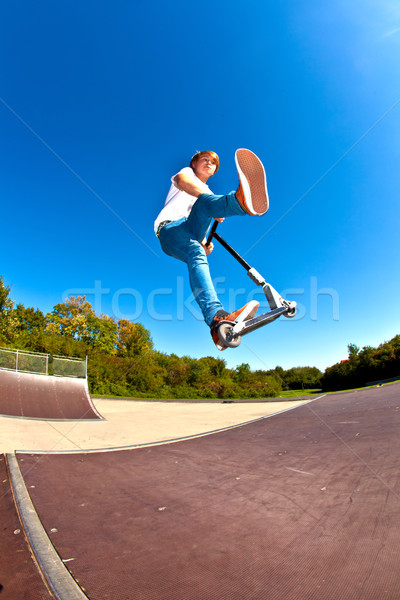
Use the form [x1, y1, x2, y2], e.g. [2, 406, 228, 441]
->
[5, 385, 400, 599]
[0, 369, 102, 420]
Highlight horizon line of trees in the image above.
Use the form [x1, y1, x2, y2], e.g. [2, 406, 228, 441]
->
[1, 275, 399, 397]
[320, 338, 400, 391]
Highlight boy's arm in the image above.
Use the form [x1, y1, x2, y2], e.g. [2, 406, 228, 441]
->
[173, 171, 205, 197]
[174, 170, 225, 243]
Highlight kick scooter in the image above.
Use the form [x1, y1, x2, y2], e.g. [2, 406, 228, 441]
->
[207, 221, 297, 348]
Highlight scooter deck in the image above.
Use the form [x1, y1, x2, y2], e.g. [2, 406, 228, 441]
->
[232, 307, 287, 336]
[216, 307, 289, 348]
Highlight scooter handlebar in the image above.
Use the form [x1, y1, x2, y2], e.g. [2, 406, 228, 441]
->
[206, 220, 219, 246]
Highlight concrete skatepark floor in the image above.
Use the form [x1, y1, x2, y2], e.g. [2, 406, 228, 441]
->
[1, 384, 400, 599]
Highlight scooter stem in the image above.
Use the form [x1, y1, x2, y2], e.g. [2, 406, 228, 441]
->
[206, 221, 252, 272]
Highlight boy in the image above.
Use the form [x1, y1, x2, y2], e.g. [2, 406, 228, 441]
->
[154, 148, 269, 349]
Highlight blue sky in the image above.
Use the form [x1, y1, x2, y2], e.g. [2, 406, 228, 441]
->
[1, 0, 399, 372]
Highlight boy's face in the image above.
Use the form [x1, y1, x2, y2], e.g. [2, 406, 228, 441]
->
[193, 154, 217, 182]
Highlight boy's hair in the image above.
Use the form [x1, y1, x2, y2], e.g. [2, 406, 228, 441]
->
[190, 150, 219, 174]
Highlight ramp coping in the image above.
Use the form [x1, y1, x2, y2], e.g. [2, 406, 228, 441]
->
[6, 453, 90, 600]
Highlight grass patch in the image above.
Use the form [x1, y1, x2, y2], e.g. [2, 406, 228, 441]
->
[277, 389, 321, 398]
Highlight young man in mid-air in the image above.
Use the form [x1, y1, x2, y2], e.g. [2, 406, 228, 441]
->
[154, 148, 269, 349]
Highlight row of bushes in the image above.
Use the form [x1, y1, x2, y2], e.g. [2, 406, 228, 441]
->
[87, 353, 285, 399]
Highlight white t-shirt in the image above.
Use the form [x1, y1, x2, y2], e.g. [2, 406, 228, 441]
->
[154, 167, 213, 234]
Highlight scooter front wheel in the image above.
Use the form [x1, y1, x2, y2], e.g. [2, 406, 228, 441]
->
[217, 322, 242, 348]
[283, 305, 297, 318]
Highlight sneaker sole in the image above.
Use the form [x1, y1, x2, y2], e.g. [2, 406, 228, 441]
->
[235, 149, 269, 216]
[228, 300, 259, 323]
[211, 329, 228, 351]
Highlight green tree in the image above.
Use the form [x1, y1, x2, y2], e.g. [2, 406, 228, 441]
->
[13, 304, 47, 334]
[0, 276, 16, 344]
[86, 312, 118, 355]
[283, 366, 322, 390]
[46, 296, 118, 355]
[5, 304, 47, 351]
[117, 319, 154, 356]
[321, 335, 400, 391]
[235, 363, 252, 385]
[347, 343, 360, 359]
[46, 296, 95, 339]
[0, 276, 13, 314]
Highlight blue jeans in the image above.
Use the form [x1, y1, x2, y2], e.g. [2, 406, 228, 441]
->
[158, 192, 246, 326]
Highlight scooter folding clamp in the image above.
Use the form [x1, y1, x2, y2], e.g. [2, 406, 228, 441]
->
[247, 268, 266, 286]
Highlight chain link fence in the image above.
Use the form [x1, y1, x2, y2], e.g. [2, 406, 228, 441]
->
[0, 347, 87, 379]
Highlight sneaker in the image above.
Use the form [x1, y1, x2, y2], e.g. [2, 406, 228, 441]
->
[210, 301, 260, 349]
[235, 148, 269, 216]
[210, 310, 229, 350]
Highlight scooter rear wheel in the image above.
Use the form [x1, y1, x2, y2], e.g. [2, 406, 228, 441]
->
[217, 322, 242, 348]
